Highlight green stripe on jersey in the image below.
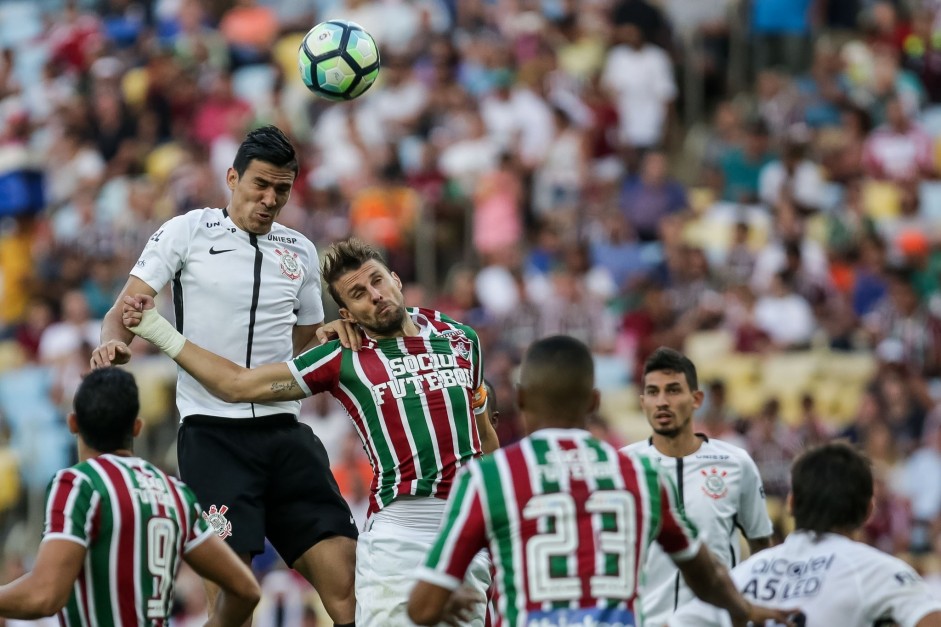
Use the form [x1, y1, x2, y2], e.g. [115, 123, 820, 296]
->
[480, 453, 519, 625]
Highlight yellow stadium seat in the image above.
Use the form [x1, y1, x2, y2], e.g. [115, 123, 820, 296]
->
[861, 180, 901, 220]
[0, 447, 21, 512]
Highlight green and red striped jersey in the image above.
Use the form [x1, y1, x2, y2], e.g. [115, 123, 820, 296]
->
[418, 428, 701, 627]
[288, 308, 483, 517]
[43, 454, 212, 627]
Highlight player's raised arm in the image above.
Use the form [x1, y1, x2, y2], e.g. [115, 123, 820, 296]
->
[123, 294, 307, 403]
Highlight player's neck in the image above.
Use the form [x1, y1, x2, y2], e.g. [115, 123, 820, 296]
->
[651, 430, 702, 458]
[368, 315, 421, 340]
[78, 443, 134, 462]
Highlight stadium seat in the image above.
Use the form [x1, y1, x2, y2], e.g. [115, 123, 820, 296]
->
[0, 447, 21, 513]
[861, 180, 901, 220]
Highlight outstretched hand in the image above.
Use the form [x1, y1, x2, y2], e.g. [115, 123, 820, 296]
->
[316, 318, 362, 351]
[89, 340, 133, 369]
[121, 294, 157, 329]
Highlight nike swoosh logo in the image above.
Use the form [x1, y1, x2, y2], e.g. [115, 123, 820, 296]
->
[209, 247, 235, 255]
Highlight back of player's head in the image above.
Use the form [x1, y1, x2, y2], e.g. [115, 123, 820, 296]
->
[232, 125, 299, 178]
[321, 238, 389, 307]
[519, 335, 595, 427]
[791, 441, 873, 534]
[643, 347, 698, 391]
[73, 368, 140, 452]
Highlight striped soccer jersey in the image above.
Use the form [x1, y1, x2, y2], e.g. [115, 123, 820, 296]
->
[418, 428, 702, 627]
[43, 454, 212, 626]
[288, 308, 484, 517]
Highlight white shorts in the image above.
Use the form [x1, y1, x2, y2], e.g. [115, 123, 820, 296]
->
[355, 497, 492, 627]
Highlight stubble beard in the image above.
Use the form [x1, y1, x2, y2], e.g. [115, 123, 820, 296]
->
[360, 304, 408, 337]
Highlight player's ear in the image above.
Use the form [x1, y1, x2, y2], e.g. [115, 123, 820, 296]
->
[588, 388, 601, 415]
[391, 272, 402, 290]
[132, 417, 144, 438]
[786, 492, 794, 517]
[67, 413, 79, 435]
[692, 388, 705, 409]
[226, 167, 238, 191]
[338, 307, 355, 323]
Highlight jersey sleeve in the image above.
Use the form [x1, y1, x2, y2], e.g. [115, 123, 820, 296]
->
[652, 466, 701, 562]
[295, 238, 324, 326]
[42, 469, 99, 548]
[737, 452, 774, 540]
[417, 465, 489, 590]
[287, 341, 344, 396]
[129, 215, 193, 293]
[177, 481, 213, 553]
[863, 556, 941, 627]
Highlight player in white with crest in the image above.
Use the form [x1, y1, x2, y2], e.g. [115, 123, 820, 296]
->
[671, 441, 941, 627]
[90, 126, 358, 627]
[623, 347, 773, 627]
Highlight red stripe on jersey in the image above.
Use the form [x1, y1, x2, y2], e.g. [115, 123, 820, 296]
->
[557, 439, 598, 607]
[332, 383, 384, 506]
[97, 459, 140, 626]
[299, 346, 344, 396]
[615, 454, 646, 598]
[76, 568, 89, 627]
[47, 470, 78, 534]
[354, 349, 420, 515]
[400, 337, 458, 488]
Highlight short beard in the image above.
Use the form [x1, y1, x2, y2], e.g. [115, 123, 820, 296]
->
[360, 304, 407, 337]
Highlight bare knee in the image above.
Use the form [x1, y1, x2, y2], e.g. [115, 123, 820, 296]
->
[293, 536, 357, 622]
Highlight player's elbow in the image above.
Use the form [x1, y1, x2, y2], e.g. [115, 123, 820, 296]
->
[407, 596, 442, 625]
[31, 587, 70, 618]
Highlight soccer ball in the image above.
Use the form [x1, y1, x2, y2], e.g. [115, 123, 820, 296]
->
[298, 20, 381, 102]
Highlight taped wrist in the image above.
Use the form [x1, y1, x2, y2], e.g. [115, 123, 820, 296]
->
[132, 308, 186, 359]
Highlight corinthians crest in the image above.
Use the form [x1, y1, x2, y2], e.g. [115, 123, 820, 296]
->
[202, 504, 233, 539]
[701, 467, 729, 500]
[275, 248, 301, 280]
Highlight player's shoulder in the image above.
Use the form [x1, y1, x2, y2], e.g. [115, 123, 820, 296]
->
[701, 437, 756, 465]
[295, 338, 346, 363]
[417, 308, 479, 339]
[621, 440, 652, 455]
[268, 221, 315, 248]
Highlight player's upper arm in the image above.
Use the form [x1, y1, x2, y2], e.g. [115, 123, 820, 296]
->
[292, 323, 322, 356]
[737, 450, 774, 539]
[866, 557, 941, 627]
[26, 539, 87, 615]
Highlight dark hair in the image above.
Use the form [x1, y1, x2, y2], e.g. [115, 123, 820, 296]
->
[520, 335, 595, 423]
[73, 369, 140, 452]
[321, 238, 389, 307]
[643, 347, 698, 391]
[232, 125, 298, 178]
[791, 442, 873, 534]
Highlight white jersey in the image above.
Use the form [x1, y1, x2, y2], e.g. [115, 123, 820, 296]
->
[623, 436, 773, 627]
[131, 207, 324, 420]
[670, 531, 941, 627]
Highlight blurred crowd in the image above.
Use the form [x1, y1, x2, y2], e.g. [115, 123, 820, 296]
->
[5, 0, 941, 622]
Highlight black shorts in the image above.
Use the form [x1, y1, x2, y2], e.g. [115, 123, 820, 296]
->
[178, 414, 358, 566]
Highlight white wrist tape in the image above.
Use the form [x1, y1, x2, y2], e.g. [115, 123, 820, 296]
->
[131, 308, 186, 359]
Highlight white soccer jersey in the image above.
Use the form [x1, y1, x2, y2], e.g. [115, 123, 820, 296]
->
[131, 208, 324, 420]
[669, 531, 941, 627]
[623, 436, 773, 627]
